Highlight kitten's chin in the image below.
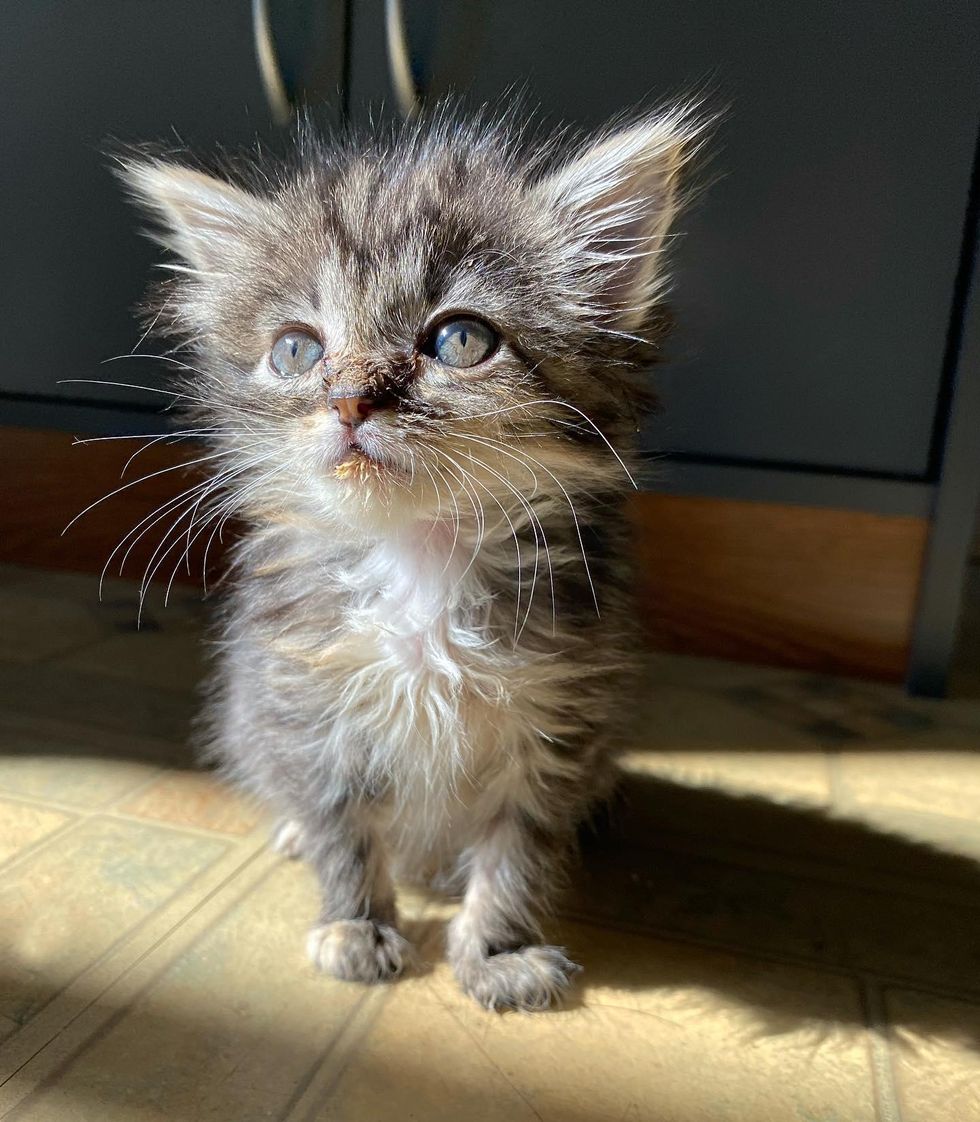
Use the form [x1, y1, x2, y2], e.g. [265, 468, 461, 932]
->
[317, 449, 429, 533]
[332, 449, 381, 483]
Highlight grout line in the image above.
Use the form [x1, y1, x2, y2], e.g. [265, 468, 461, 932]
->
[0, 822, 236, 1079]
[825, 747, 846, 807]
[101, 806, 263, 842]
[0, 816, 81, 875]
[0, 771, 165, 818]
[859, 978, 904, 1122]
[279, 990, 389, 1122]
[0, 839, 274, 1108]
[0, 811, 86, 877]
[96, 764, 172, 810]
[0, 776, 263, 842]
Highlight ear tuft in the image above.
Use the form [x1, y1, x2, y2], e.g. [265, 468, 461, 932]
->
[537, 107, 706, 329]
[117, 160, 269, 274]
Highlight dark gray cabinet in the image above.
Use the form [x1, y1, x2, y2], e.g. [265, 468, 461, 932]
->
[0, 0, 343, 431]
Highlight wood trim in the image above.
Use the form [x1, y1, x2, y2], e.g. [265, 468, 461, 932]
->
[0, 426, 214, 586]
[628, 493, 927, 681]
[0, 427, 927, 681]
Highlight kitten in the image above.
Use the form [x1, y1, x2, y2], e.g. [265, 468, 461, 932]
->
[120, 105, 698, 1010]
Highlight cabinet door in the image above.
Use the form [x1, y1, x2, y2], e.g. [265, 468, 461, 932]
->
[349, 0, 979, 477]
[0, 1, 342, 427]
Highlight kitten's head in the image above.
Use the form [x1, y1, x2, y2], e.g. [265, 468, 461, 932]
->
[121, 107, 701, 535]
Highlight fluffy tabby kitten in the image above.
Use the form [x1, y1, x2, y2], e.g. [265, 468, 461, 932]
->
[120, 105, 698, 1011]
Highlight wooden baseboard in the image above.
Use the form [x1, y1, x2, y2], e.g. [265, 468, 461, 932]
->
[628, 493, 927, 681]
[0, 426, 927, 681]
[0, 426, 214, 586]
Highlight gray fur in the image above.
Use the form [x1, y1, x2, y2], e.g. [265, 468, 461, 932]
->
[119, 104, 700, 1010]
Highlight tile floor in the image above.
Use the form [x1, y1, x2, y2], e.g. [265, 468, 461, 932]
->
[1, 561, 979, 1121]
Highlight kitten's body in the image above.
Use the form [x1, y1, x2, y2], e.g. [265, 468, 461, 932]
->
[121, 107, 699, 1009]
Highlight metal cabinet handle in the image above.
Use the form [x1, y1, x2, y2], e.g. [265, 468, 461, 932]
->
[252, 0, 292, 125]
[385, 0, 420, 118]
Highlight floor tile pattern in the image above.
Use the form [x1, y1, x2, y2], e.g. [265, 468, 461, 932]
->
[1, 563, 979, 1121]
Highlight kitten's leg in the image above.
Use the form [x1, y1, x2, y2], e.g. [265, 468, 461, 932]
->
[448, 812, 579, 1011]
[304, 801, 410, 984]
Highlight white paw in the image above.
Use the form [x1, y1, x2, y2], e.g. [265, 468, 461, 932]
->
[271, 819, 306, 859]
[307, 919, 410, 984]
[454, 944, 580, 1011]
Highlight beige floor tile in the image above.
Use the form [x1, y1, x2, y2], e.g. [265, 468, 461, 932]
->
[0, 707, 195, 772]
[4, 861, 376, 1122]
[839, 801, 980, 867]
[0, 753, 158, 810]
[52, 628, 205, 694]
[0, 565, 201, 667]
[736, 676, 938, 743]
[885, 988, 980, 1122]
[0, 563, 204, 621]
[0, 817, 227, 1031]
[645, 651, 796, 692]
[118, 769, 262, 835]
[314, 921, 877, 1122]
[49, 610, 204, 695]
[0, 798, 72, 865]
[0, 588, 110, 664]
[633, 684, 822, 753]
[568, 827, 980, 999]
[622, 746, 831, 806]
[836, 733, 980, 821]
[0, 659, 194, 748]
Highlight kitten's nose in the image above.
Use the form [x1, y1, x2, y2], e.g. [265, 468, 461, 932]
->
[330, 396, 374, 427]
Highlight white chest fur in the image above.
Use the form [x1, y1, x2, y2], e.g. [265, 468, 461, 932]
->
[305, 523, 565, 862]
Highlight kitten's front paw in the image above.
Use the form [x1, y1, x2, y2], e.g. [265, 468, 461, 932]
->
[454, 945, 580, 1011]
[307, 920, 410, 984]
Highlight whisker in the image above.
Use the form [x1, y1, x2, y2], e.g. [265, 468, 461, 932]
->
[62, 443, 260, 537]
[456, 431, 599, 619]
[451, 435, 557, 637]
[429, 449, 486, 589]
[462, 399, 637, 488]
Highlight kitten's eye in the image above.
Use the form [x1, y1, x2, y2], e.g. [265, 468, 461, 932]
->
[432, 317, 497, 369]
[269, 329, 324, 377]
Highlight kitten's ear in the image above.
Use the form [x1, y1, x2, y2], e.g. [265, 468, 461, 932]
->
[536, 113, 699, 328]
[118, 160, 270, 273]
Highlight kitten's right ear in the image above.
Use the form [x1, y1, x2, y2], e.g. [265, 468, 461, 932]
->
[534, 109, 705, 329]
[117, 160, 271, 274]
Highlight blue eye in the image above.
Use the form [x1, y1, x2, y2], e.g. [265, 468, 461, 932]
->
[433, 317, 497, 369]
[270, 329, 324, 377]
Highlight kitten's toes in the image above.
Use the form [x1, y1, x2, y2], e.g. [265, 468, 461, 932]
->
[307, 919, 410, 984]
[271, 818, 306, 859]
[454, 944, 580, 1011]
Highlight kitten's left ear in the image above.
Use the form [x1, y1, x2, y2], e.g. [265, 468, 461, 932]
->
[536, 112, 701, 329]
[118, 160, 272, 274]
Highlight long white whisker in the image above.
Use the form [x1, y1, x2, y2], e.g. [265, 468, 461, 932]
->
[436, 447, 526, 638]
[164, 464, 280, 605]
[463, 399, 638, 488]
[62, 443, 262, 537]
[429, 449, 486, 589]
[451, 436, 557, 637]
[457, 431, 599, 618]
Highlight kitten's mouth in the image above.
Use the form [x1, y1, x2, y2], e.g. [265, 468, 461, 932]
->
[333, 445, 381, 481]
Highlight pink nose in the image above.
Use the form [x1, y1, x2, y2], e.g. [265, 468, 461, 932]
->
[331, 396, 374, 427]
